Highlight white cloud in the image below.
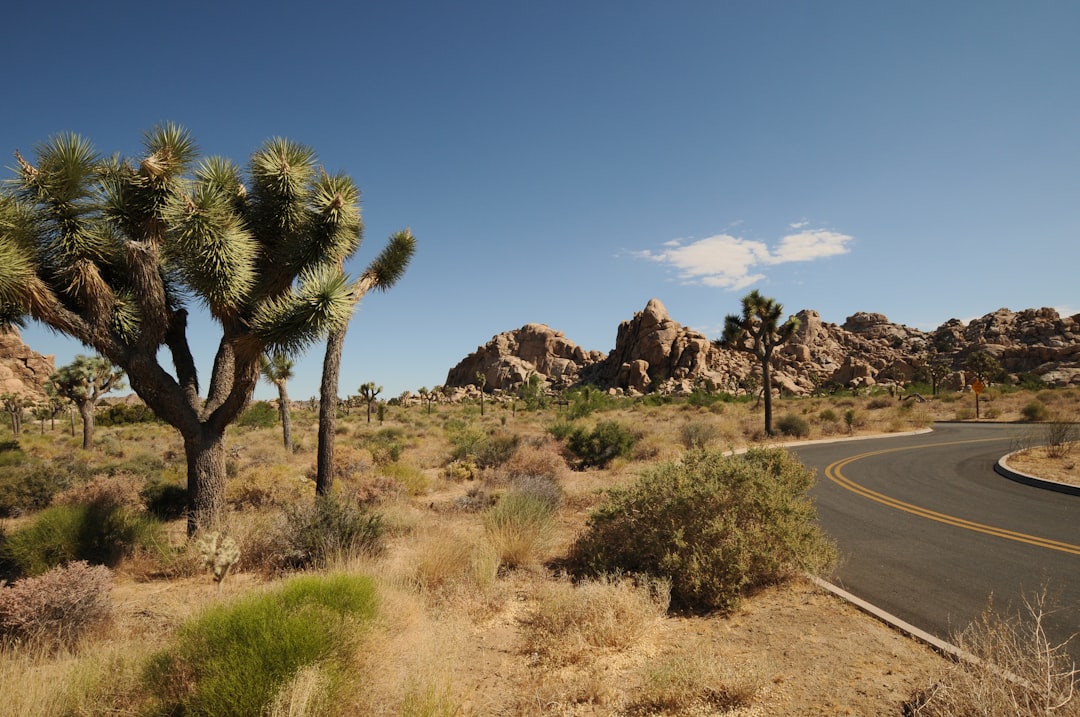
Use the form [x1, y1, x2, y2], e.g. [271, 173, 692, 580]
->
[637, 226, 854, 290]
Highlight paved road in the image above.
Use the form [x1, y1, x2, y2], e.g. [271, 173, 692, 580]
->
[791, 423, 1080, 661]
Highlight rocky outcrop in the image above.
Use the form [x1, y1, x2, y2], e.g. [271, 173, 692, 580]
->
[444, 300, 1080, 395]
[0, 328, 55, 400]
[583, 298, 748, 394]
[444, 323, 604, 392]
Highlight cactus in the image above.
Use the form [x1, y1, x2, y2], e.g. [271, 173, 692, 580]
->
[197, 532, 241, 594]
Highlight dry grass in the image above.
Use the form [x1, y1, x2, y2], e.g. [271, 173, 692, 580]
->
[907, 589, 1080, 716]
[519, 575, 670, 667]
[1, 386, 1073, 715]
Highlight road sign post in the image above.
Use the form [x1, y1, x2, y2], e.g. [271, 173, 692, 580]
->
[971, 379, 985, 419]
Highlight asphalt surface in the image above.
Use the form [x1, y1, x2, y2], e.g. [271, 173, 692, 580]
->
[791, 423, 1080, 662]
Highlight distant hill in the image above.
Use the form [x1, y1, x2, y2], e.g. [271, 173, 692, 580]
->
[445, 299, 1080, 396]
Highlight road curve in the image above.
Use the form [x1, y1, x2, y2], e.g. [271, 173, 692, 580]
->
[791, 423, 1080, 662]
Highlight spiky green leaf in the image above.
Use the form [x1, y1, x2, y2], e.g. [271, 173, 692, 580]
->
[363, 229, 416, 292]
[248, 264, 354, 354]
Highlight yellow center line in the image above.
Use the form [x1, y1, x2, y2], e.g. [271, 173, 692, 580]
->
[824, 438, 1080, 557]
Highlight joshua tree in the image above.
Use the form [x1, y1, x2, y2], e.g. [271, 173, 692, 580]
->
[919, 351, 953, 396]
[358, 382, 383, 424]
[0, 125, 396, 533]
[259, 351, 295, 451]
[963, 350, 1003, 419]
[1, 393, 28, 437]
[963, 350, 1002, 385]
[47, 354, 125, 449]
[475, 371, 487, 416]
[718, 290, 799, 437]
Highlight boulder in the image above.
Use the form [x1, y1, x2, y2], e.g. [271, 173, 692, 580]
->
[0, 328, 55, 400]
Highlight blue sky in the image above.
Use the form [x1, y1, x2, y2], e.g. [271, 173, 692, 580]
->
[6, 1, 1079, 400]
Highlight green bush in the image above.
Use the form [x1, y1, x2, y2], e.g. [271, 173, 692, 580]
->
[564, 386, 617, 419]
[0, 461, 69, 517]
[567, 448, 836, 613]
[679, 421, 719, 450]
[1020, 401, 1051, 422]
[546, 420, 576, 441]
[775, 414, 811, 438]
[448, 424, 519, 469]
[281, 495, 385, 569]
[145, 572, 378, 717]
[565, 420, 637, 468]
[95, 403, 160, 426]
[236, 401, 278, 428]
[687, 388, 735, 408]
[0, 498, 164, 578]
[363, 427, 406, 465]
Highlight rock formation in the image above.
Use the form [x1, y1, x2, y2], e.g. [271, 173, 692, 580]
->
[444, 323, 605, 392]
[444, 299, 1080, 396]
[0, 328, 55, 400]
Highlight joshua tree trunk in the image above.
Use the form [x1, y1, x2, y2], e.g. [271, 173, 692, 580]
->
[77, 399, 95, 450]
[316, 325, 346, 496]
[761, 348, 775, 437]
[275, 381, 292, 451]
[183, 427, 228, 536]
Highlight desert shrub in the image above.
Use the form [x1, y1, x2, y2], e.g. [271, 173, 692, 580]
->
[565, 420, 637, 469]
[363, 427, 406, 465]
[95, 403, 160, 426]
[0, 561, 113, 650]
[236, 400, 278, 428]
[629, 641, 765, 714]
[484, 488, 557, 570]
[500, 438, 567, 484]
[564, 386, 617, 419]
[0, 459, 90, 517]
[447, 424, 519, 469]
[473, 431, 520, 468]
[280, 495, 384, 569]
[378, 460, 429, 496]
[353, 474, 404, 505]
[955, 407, 976, 421]
[866, 395, 894, 410]
[775, 414, 810, 438]
[509, 474, 563, 512]
[906, 589, 1078, 716]
[1042, 422, 1077, 460]
[546, 420, 576, 441]
[818, 408, 838, 423]
[687, 388, 736, 408]
[519, 575, 669, 667]
[1, 498, 164, 578]
[680, 421, 719, 450]
[567, 448, 837, 613]
[145, 572, 377, 717]
[1021, 401, 1051, 422]
[0, 463, 59, 517]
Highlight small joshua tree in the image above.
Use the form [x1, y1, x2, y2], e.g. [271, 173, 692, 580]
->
[47, 355, 125, 450]
[358, 382, 382, 424]
[475, 371, 487, 416]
